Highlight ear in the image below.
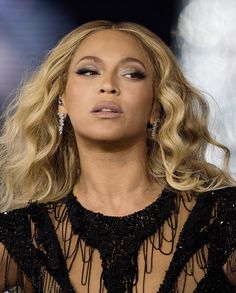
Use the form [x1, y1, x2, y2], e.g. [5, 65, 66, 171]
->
[149, 114, 157, 125]
[58, 94, 68, 116]
[148, 106, 160, 125]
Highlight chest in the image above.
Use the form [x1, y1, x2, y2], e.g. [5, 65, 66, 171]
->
[44, 198, 207, 293]
[17, 192, 229, 293]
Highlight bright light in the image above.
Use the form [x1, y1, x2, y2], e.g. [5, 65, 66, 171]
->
[176, 0, 236, 175]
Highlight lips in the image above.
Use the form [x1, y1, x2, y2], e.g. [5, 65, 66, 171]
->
[91, 101, 123, 113]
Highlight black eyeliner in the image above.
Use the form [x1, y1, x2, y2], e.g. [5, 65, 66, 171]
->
[76, 67, 146, 79]
[76, 67, 98, 75]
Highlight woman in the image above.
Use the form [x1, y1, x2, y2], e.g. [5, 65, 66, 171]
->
[0, 19, 235, 293]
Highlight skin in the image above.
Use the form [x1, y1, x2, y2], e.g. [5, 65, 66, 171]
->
[60, 29, 163, 216]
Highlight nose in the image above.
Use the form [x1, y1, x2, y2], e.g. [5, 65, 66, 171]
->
[99, 73, 120, 95]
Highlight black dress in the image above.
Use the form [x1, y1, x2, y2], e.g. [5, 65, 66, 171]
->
[0, 186, 236, 292]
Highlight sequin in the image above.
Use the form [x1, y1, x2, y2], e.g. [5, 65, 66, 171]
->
[0, 186, 235, 292]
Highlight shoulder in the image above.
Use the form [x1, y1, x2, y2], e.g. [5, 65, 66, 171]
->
[0, 193, 68, 217]
[0, 194, 68, 236]
[199, 186, 236, 219]
[207, 186, 236, 246]
[216, 186, 236, 218]
[213, 186, 236, 209]
[193, 186, 236, 235]
[196, 185, 236, 204]
[214, 185, 236, 197]
[0, 204, 32, 243]
[204, 185, 236, 197]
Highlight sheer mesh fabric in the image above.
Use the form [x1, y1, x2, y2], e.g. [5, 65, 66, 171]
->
[0, 187, 235, 293]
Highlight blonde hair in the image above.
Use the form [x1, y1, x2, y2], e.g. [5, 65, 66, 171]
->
[0, 20, 234, 211]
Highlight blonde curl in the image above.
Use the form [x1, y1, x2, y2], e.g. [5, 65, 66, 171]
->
[0, 20, 234, 211]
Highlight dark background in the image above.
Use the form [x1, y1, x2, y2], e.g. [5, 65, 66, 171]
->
[49, 0, 180, 46]
[0, 0, 181, 107]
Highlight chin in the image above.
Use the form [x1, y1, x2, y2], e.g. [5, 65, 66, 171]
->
[76, 131, 123, 142]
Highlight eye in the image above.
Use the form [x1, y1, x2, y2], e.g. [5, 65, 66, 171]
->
[124, 71, 146, 79]
[76, 67, 99, 76]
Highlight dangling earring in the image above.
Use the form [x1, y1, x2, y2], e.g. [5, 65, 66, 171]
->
[151, 119, 159, 140]
[57, 112, 65, 135]
[57, 97, 66, 135]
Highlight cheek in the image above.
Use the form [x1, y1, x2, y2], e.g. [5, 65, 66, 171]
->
[64, 79, 90, 113]
[130, 87, 153, 116]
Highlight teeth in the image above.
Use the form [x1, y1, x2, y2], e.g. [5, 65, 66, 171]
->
[101, 108, 114, 112]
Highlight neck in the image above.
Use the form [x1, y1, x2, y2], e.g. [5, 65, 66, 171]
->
[73, 138, 163, 213]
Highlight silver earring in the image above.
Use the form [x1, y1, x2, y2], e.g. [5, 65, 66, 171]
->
[151, 119, 159, 140]
[57, 97, 65, 135]
[57, 112, 65, 135]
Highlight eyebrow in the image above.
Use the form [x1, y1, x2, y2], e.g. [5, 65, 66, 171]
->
[76, 55, 147, 70]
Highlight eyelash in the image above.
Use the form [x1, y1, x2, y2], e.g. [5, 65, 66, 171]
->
[76, 68, 146, 79]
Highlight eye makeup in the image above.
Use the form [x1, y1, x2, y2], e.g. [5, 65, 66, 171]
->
[76, 67, 146, 80]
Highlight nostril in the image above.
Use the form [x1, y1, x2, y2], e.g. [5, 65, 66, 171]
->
[100, 88, 117, 94]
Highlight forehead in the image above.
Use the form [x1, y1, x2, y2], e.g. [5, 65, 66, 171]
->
[71, 29, 152, 67]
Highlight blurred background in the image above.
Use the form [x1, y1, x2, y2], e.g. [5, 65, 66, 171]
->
[0, 0, 235, 176]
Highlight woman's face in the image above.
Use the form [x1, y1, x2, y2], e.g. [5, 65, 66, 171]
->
[62, 29, 154, 148]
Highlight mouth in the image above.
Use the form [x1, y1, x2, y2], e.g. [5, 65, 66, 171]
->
[93, 108, 119, 113]
[91, 110, 123, 118]
[91, 101, 123, 114]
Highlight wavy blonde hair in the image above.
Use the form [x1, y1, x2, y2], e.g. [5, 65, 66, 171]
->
[0, 20, 234, 211]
